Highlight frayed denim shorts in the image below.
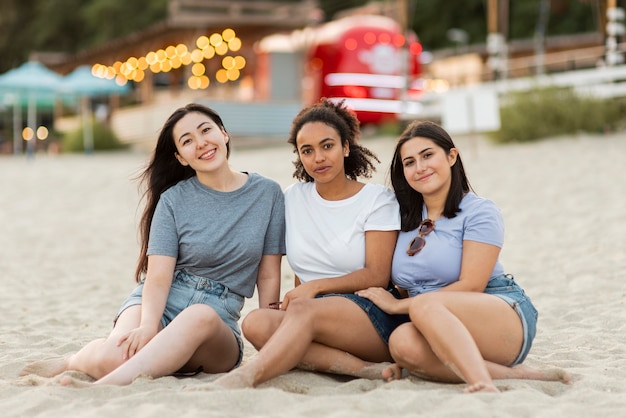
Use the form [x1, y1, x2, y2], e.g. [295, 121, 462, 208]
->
[317, 291, 410, 344]
[485, 274, 538, 366]
[116, 269, 245, 368]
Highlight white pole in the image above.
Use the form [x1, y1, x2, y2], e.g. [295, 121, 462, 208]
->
[82, 96, 94, 154]
[26, 92, 36, 159]
[11, 94, 22, 155]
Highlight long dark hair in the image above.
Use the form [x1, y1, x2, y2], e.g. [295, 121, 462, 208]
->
[134, 103, 229, 282]
[390, 120, 472, 231]
[287, 98, 379, 181]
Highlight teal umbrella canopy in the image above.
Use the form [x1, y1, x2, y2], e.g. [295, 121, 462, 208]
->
[0, 61, 63, 95]
[0, 61, 64, 108]
[0, 61, 63, 155]
[60, 65, 130, 98]
[60, 66, 131, 155]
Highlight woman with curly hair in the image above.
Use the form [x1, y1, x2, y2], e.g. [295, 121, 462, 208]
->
[215, 98, 405, 388]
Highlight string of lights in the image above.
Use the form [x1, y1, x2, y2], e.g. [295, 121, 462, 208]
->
[90, 28, 245, 90]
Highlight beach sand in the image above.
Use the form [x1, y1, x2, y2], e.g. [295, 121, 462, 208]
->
[1, 131, 625, 417]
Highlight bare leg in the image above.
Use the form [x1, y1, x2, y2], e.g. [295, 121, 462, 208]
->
[243, 306, 393, 380]
[20, 306, 143, 379]
[95, 304, 239, 386]
[242, 308, 285, 350]
[215, 296, 391, 388]
[407, 293, 507, 391]
[487, 363, 571, 383]
[20, 354, 74, 378]
[389, 294, 571, 391]
[296, 342, 395, 380]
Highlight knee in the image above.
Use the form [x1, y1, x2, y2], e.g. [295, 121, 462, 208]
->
[388, 327, 414, 365]
[89, 341, 127, 378]
[286, 298, 312, 316]
[388, 326, 429, 369]
[242, 309, 277, 349]
[283, 298, 316, 323]
[181, 304, 222, 330]
[408, 293, 444, 323]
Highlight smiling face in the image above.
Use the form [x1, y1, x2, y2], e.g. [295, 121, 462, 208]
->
[295, 121, 349, 186]
[173, 111, 229, 173]
[400, 136, 458, 199]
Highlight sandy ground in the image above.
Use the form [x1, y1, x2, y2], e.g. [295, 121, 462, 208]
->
[1, 130, 625, 417]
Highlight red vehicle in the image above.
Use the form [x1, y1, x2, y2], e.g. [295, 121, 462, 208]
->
[256, 15, 423, 124]
[305, 15, 423, 124]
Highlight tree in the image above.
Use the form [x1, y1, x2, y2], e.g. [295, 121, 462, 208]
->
[0, 0, 167, 73]
[0, 0, 605, 74]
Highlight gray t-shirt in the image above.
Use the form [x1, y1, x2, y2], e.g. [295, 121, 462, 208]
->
[148, 172, 286, 298]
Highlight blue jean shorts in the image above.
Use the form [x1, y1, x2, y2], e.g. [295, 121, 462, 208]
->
[484, 274, 538, 366]
[116, 269, 245, 368]
[317, 291, 410, 344]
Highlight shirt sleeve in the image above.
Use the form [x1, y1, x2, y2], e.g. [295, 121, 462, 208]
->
[364, 186, 401, 231]
[463, 198, 504, 248]
[147, 194, 179, 258]
[263, 182, 286, 255]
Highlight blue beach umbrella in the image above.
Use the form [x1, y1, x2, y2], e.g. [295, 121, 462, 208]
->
[60, 65, 129, 97]
[60, 66, 130, 153]
[0, 61, 63, 155]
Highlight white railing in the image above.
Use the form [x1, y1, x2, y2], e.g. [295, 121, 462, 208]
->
[409, 64, 626, 122]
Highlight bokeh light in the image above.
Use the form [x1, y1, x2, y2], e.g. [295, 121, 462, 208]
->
[22, 127, 34, 141]
[36, 126, 49, 140]
[92, 28, 243, 90]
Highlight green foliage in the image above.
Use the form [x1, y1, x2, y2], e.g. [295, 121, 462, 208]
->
[0, 0, 605, 73]
[81, 0, 168, 47]
[62, 120, 128, 152]
[0, 0, 168, 73]
[489, 86, 626, 143]
[375, 120, 403, 137]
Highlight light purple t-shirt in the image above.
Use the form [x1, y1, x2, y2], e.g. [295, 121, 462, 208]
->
[391, 192, 505, 297]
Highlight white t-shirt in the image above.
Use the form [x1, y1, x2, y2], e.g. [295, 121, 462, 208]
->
[284, 182, 400, 283]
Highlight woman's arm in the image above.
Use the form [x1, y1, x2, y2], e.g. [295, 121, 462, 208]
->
[357, 240, 500, 315]
[282, 230, 398, 308]
[118, 255, 175, 359]
[141, 255, 176, 327]
[438, 240, 500, 293]
[255, 254, 282, 309]
[314, 229, 398, 293]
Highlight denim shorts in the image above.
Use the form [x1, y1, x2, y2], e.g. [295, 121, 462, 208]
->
[116, 269, 245, 368]
[316, 291, 410, 344]
[484, 274, 538, 366]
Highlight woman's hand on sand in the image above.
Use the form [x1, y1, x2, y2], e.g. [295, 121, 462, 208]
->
[117, 325, 158, 360]
[356, 287, 399, 314]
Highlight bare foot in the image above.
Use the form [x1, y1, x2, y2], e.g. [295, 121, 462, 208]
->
[20, 356, 70, 378]
[464, 382, 500, 393]
[213, 368, 256, 389]
[508, 365, 572, 384]
[539, 368, 571, 384]
[350, 362, 395, 380]
[381, 363, 404, 382]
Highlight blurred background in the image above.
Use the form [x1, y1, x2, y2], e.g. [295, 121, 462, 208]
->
[0, 0, 624, 154]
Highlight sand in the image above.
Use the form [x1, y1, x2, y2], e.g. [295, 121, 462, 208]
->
[1, 131, 625, 417]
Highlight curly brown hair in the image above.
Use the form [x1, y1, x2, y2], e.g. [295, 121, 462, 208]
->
[287, 98, 380, 182]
